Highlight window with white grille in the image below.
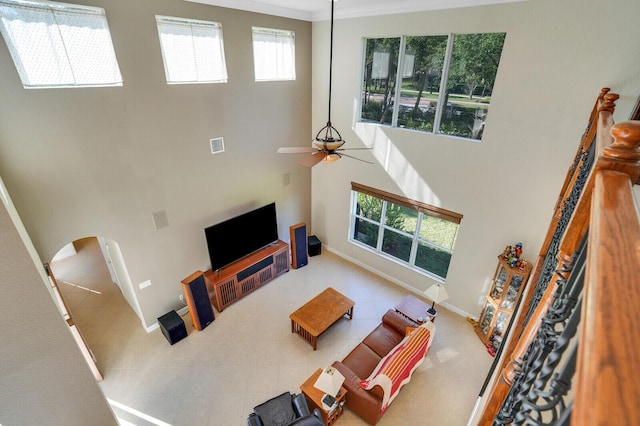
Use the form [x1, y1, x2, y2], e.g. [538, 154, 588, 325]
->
[0, 0, 122, 88]
[252, 27, 295, 82]
[156, 15, 228, 84]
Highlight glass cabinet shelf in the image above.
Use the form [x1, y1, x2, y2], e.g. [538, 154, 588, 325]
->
[489, 265, 508, 302]
[475, 254, 532, 353]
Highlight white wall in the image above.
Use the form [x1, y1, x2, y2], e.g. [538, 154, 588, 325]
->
[1, 0, 638, 329]
[52, 242, 77, 261]
[100, 236, 144, 319]
[0, 182, 115, 425]
[310, 0, 640, 317]
[0, 0, 312, 328]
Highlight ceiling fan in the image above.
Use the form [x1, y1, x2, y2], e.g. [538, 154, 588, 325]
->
[277, 0, 372, 168]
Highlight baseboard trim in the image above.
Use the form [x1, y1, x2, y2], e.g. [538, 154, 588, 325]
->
[143, 305, 189, 333]
[142, 247, 474, 334]
[323, 245, 475, 320]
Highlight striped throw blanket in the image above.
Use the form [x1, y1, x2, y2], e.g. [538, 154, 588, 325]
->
[358, 321, 435, 414]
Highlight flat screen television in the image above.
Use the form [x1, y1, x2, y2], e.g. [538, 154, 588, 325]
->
[205, 202, 279, 271]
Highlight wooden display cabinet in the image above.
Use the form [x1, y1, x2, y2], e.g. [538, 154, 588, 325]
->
[204, 240, 289, 311]
[475, 255, 532, 350]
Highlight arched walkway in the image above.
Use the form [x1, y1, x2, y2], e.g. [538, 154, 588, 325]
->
[49, 237, 141, 373]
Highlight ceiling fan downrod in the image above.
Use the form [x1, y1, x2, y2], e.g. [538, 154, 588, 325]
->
[320, 0, 343, 145]
[277, 0, 372, 167]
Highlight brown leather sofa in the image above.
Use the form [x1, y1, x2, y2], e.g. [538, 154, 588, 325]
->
[332, 309, 429, 425]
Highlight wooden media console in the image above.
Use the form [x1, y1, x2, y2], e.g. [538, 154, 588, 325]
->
[204, 240, 289, 311]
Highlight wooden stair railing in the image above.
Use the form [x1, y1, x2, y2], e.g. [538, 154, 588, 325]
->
[476, 88, 614, 425]
[476, 91, 640, 424]
[573, 120, 640, 425]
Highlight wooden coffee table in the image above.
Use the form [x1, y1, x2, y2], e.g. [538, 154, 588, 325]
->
[290, 288, 354, 350]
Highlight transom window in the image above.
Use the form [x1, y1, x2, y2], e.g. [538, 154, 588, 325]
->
[156, 15, 228, 84]
[252, 27, 295, 82]
[361, 33, 506, 140]
[350, 182, 462, 281]
[0, 0, 122, 88]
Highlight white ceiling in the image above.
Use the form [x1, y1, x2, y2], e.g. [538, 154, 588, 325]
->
[186, 0, 529, 21]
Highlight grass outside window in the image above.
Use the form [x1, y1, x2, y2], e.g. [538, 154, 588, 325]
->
[350, 182, 462, 280]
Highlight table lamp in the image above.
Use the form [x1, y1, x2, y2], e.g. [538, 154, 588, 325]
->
[314, 366, 345, 401]
[424, 283, 449, 315]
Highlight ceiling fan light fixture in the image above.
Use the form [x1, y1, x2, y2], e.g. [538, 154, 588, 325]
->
[312, 0, 347, 160]
[324, 153, 341, 163]
[277, 0, 371, 167]
[314, 121, 343, 143]
[314, 121, 345, 151]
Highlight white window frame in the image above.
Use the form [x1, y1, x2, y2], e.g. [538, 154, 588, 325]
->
[156, 15, 228, 84]
[252, 26, 295, 82]
[0, 0, 122, 89]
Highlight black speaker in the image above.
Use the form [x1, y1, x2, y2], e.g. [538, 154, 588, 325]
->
[290, 222, 308, 269]
[181, 271, 215, 331]
[158, 310, 187, 345]
[308, 235, 321, 256]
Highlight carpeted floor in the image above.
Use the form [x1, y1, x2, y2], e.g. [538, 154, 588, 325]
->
[51, 237, 493, 425]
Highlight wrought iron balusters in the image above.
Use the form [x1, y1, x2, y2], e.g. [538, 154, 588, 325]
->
[494, 233, 588, 425]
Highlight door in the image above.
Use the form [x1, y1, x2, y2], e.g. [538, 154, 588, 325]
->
[44, 263, 103, 381]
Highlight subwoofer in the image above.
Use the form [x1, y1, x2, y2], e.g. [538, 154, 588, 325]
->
[181, 270, 215, 331]
[308, 235, 321, 256]
[157, 310, 187, 345]
[290, 222, 308, 269]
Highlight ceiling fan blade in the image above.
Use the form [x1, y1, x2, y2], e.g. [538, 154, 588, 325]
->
[277, 147, 319, 154]
[299, 152, 327, 167]
[335, 147, 373, 151]
[339, 152, 374, 164]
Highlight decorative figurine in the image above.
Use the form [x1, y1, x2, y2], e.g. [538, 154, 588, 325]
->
[503, 242, 523, 268]
[518, 259, 528, 271]
[514, 242, 523, 258]
[502, 245, 512, 260]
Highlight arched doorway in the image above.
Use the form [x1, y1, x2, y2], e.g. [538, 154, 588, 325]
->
[48, 236, 141, 379]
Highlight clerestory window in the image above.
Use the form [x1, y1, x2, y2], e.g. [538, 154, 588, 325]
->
[0, 0, 122, 89]
[360, 33, 506, 140]
[156, 15, 228, 84]
[350, 182, 462, 281]
[252, 26, 295, 82]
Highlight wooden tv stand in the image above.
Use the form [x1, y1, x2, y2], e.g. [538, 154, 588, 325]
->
[204, 240, 289, 311]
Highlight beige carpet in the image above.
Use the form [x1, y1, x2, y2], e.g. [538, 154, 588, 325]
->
[51, 237, 493, 425]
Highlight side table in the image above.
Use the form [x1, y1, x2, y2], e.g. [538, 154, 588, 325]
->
[300, 368, 347, 426]
[395, 295, 437, 324]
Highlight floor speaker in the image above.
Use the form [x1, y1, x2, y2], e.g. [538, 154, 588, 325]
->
[290, 222, 308, 269]
[181, 270, 215, 331]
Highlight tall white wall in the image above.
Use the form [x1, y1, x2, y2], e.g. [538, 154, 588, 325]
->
[0, 0, 312, 328]
[1, 0, 638, 331]
[310, 0, 640, 317]
[0, 185, 115, 425]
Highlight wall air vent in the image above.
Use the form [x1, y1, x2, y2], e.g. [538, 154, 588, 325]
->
[152, 210, 169, 230]
[210, 137, 225, 154]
